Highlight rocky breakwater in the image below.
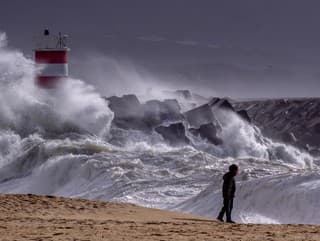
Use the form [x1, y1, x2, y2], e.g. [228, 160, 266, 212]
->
[234, 98, 320, 154]
[106, 94, 250, 147]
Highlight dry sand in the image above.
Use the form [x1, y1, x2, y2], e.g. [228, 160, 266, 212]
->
[0, 194, 318, 241]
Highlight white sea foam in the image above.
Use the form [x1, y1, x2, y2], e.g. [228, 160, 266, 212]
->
[175, 172, 320, 224]
[0, 32, 113, 136]
[0, 31, 318, 224]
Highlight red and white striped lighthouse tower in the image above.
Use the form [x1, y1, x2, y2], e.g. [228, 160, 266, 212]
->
[34, 29, 70, 88]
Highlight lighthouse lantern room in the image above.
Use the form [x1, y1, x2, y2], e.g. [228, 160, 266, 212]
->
[34, 29, 70, 88]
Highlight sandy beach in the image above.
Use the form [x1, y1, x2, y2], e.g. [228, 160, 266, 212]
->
[0, 194, 317, 241]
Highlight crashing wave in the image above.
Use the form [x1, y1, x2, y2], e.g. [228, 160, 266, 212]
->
[0, 31, 318, 225]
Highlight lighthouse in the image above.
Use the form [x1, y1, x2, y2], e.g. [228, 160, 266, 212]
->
[34, 29, 70, 88]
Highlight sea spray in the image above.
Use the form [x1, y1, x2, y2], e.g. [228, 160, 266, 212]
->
[191, 108, 314, 169]
[0, 31, 318, 225]
[0, 31, 113, 137]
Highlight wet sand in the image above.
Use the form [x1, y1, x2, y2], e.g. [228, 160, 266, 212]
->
[0, 194, 318, 240]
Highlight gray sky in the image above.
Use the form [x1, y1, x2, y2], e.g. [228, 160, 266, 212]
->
[1, 0, 320, 98]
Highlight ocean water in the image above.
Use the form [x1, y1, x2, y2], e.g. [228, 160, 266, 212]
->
[0, 32, 319, 224]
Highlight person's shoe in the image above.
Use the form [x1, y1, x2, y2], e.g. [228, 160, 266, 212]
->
[226, 220, 236, 223]
[217, 217, 224, 222]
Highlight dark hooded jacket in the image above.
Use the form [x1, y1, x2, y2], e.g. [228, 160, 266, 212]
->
[222, 172, 236, 198]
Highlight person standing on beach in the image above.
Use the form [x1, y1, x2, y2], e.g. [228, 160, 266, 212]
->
[217, 164, 238, 223]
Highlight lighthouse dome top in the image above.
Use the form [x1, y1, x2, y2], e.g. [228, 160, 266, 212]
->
[34, 29, 70, 51]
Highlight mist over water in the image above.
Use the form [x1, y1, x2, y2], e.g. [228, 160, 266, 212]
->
[72, 52, 207, 102]
[0, 32, 319, 224]
[0, 32, 113, 137]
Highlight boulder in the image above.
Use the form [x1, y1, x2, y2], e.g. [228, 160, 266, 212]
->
[237, 109, 251, 123]
[144, 99, 183, 127]
[107, 95, 143, 118]
[189, 123, 223, 145]
[184, 97, 238, 128]
[107, 95, 148, 130]
[209, 98, 235, 112]
[184, 104, 215, 128]
[107, 95, 184, 131]
[155, 123, 190, 146]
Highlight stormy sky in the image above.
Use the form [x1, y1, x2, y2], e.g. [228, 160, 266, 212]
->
[1, 0, 320, 98]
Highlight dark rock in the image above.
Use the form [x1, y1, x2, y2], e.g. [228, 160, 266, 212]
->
[184, 104, 215, 128]
[143, 99, 183, 127]
[107, 95, 143, 119]
[233, 98, 320, 150]
[155, 123, 190, 146]
[237, 109, 251, 123]
[184, 97, 235, 128]
[313, 123, 320, 134]
[107, 95, 184, 131]
[209, 98, 235, 111]
[107, 95, 148, 130]
[208, 97, 220, 106]
[189, 123, 223, 145]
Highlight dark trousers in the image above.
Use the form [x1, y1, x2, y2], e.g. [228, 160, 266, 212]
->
[218, 198, 233, 221]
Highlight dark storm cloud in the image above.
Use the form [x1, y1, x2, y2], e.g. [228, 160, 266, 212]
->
[1, 0, 320, 98]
